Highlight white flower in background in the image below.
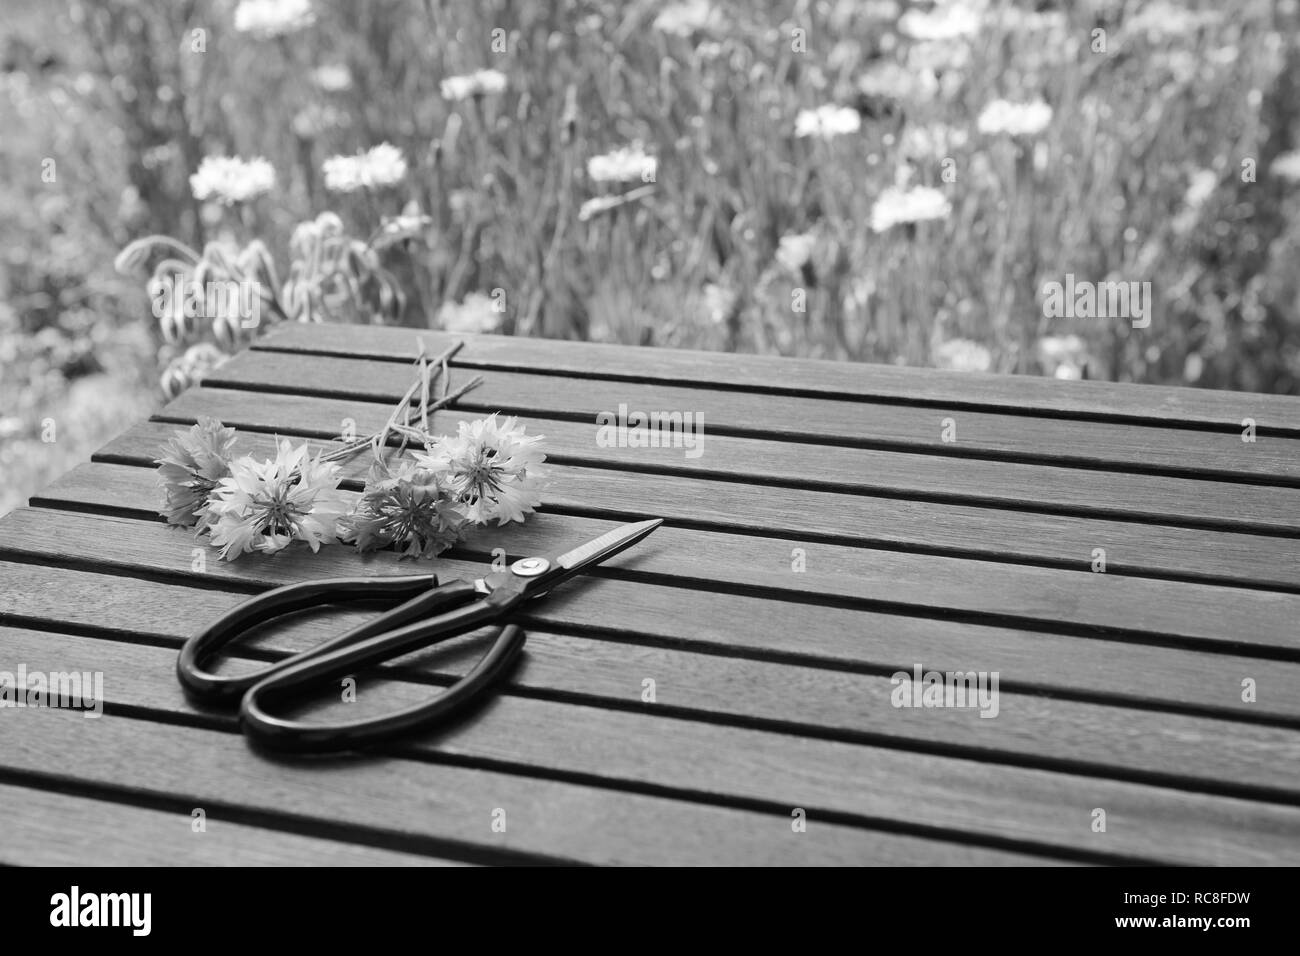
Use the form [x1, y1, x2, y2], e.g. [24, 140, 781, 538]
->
[1183, 168, 1218, 207]
[700, 283, 737, 325]
[440, 68, 508, 101]
[934, 338, 992, 373]
[795, 104, 861, 139]
[310, 63, 352, 92]
[588, 143, 657, 184]
[233, 0, 316, 38]
[322, 142, 408, 192]
[776, 232, 816, 274]
[900, 123, 969, 158]
[870, 185, 951, 232]
[652, 0, 723, 37]
[976, 98, 1053, 137]
[1171, 167, 1219, 235]
[189, 155, 275, 204]
[1038, 334, 1089, 380]
[1126, 2, 1222, 39]
[857, 61, 938, 103]
[1270, 151, 1300, 182]
[373, 205, 433, 249]
[436, 292, 502, 334]
[898, 3, 982, 41]
[987, 7, 1067, 33]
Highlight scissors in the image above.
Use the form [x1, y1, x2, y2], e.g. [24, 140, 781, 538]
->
[177, 518, 663, 754]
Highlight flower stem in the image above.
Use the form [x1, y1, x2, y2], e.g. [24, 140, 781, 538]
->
[432, 374, 482, 411]
[317, 342, 478, 464]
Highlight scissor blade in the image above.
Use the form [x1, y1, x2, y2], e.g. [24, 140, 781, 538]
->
[556, 518, 663, 573]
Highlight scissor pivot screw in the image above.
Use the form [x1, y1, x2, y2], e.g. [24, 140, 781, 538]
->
[511, 557, 550, 577]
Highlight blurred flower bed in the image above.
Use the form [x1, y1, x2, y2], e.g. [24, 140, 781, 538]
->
[3, 0, 1300, 516]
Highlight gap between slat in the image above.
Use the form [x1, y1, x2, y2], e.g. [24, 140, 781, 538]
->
[203, 377, 1300, 487]
[249, 332, 1300, 438]
[5, 619, 1298, 802]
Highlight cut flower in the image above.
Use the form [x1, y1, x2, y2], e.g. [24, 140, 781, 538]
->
[340, 459, 467, 558]
[156, 417, 237, 531]
[208, 440, 349, 560]
[418, 414, 545, 525]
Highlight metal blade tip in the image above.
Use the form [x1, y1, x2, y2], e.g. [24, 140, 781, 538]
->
[557, 517, 664, 570]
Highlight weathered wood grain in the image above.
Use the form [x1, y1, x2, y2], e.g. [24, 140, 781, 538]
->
[209, 349, 1300, 480]
[102, 416, 1300, 591]
[6, 587, 1300, 799]
[256, 322, 1300, 433]
[0, 708, 1060, 866]
[2, 627, 1296, 864]
[7, 320, 1299, 866]
[24, 463, 1300, 655]
[156, 387, 1300, 533]
[4, 551, 1294, 731]
[0, 782, 460, 866]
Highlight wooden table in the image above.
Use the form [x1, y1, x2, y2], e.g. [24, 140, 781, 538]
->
[2, 321, 1299, 865]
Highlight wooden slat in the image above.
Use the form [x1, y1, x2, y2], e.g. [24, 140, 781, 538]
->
[113, 413, 1300, 591]
[1, 622, 1296, 864]
[0, 782, 459, 866]
[6, 583, 1300, 799]
[27, 460, 1300, 655]
[4, 707, 1023, 866]
[155, 387, 1300, 534]
[209, 348, 1300, 481]
[3, 553, 1295, 729]
[10, 322, 1300, 866]
[256, 322, 1300, 433]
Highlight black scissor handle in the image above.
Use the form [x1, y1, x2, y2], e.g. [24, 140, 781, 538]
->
[239, 588, 528, 753]
[177, 574, 460, 703]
